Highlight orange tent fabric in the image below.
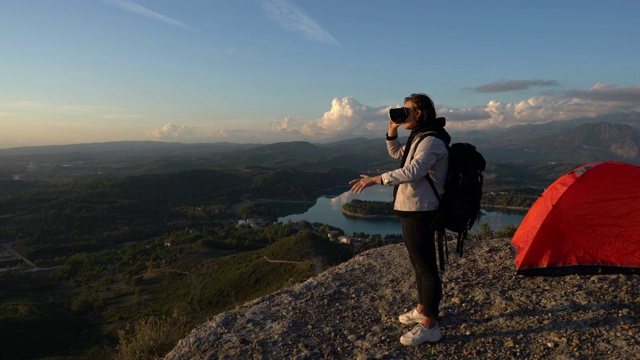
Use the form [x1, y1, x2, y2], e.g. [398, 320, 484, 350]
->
[512, 161, 640, 275]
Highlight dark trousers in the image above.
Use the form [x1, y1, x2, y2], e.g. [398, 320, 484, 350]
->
[401, 211, 442, 318]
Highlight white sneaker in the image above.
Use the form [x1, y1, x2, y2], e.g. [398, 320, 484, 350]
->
[398, 309, 423, 325]
[400, 323, 442, 346]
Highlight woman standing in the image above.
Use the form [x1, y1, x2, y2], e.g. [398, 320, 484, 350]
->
[349, 93, 450, 346]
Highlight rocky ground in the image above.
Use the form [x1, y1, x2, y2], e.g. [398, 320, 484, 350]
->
[164, 238, 639, 359]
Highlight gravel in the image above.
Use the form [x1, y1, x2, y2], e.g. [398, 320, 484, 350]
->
[164, 238, 639, 359]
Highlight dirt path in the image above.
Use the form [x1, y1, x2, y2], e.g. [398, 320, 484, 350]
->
[0, 242, 37, 269]
[189, 262, 208, 315]
[262, 255, 305, 265]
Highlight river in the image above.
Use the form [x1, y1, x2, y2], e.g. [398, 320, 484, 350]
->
[277, 187, 527, 237]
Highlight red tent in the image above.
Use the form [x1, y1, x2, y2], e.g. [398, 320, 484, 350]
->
[512, 161, 640, 275]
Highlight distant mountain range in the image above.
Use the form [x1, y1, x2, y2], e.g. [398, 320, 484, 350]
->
[2, 112, 640, 170]
[459, 111, 640, 164]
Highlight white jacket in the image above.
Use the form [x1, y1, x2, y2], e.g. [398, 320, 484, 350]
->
[381, 132, 449, 212]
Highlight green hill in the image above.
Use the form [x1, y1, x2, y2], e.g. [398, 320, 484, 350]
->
[195, 231, 352, 315]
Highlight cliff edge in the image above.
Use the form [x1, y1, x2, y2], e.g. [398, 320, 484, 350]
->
[165, 239, 639, 359]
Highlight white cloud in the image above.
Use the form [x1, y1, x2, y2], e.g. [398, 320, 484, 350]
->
[442, 97, 586, 131]
[297, 97, 385, 138]
[272, 116, 299, 133]
[137, 83, 640, 144]
[259, 0, 341, 46]
[147, 123, 196, 141]
[268, 83, 640, 140]
[444, 83, 640, 131]
[6, 82, 636, 147]
[439, 106, 492, 122]
[103, 0, 196, 31]
[209, 128, 229, 139]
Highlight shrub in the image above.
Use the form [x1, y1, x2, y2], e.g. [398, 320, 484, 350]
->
[496, 224, 518, 238]
[472, 222, 495, 240]
[115, 315, 188, 360]
[470, 223, 517, 240]
[70, 297, 92, 315]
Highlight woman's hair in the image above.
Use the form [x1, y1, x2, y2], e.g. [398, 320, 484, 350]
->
[405, 93, 436, 123]
[404, 93, 444, 130]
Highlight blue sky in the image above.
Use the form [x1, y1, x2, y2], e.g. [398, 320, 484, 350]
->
[1, 0, 639, 148]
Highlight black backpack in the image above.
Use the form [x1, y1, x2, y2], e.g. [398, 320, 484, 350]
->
[415, 132, 486, 269]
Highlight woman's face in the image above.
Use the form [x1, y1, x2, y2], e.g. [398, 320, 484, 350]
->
[402, 100, 420, 129]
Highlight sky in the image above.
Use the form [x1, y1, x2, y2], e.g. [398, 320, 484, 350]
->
[1, 0, 640, 149]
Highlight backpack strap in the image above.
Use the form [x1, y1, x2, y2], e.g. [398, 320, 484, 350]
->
[412, 132, 450, 271]
[426, 174, 442, 203]
[436, 229, 446, 272]
[413, 132, 448, 203]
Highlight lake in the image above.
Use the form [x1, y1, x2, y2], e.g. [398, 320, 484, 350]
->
[277, 187, 527, 237]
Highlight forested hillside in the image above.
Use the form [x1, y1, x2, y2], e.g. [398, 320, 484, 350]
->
[0, 165, 359, 358]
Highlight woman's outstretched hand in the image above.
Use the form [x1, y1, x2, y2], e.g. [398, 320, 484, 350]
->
[349, 174, 381, 194]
